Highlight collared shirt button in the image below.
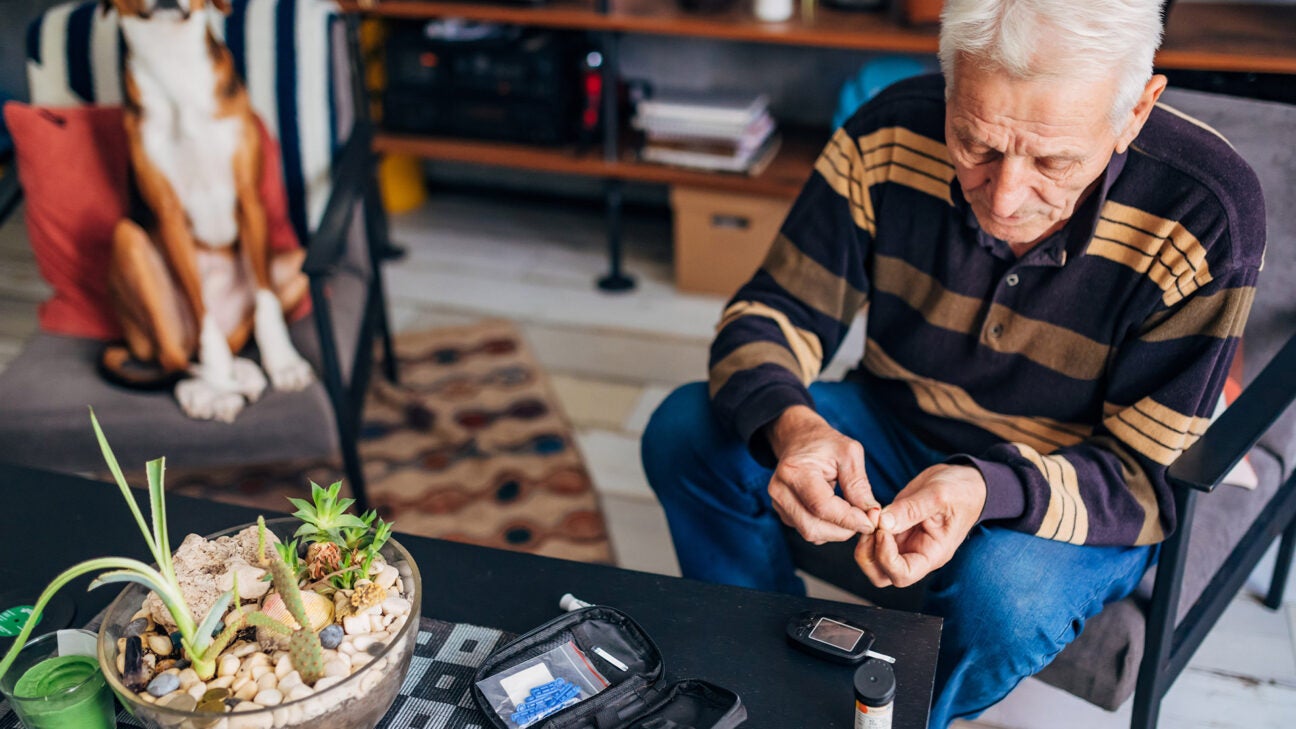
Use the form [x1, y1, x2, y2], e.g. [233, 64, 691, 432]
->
[1005, 273, 1020, 287]
[989, 323, 1004, 338]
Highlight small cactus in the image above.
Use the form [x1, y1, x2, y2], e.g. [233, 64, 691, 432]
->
[251, 517, 328, 684]
[288, 629, 325, 683]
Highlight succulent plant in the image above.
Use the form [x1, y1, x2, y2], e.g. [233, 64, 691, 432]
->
[288, 481, 367, 546]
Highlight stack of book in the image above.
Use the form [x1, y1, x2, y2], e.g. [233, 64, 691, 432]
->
[633, 90, 781, 175]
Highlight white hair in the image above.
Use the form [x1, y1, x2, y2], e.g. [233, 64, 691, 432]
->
[938, 0, 1165, 129]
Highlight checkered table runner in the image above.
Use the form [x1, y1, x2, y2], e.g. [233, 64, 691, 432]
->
[0, 618, 514, 729]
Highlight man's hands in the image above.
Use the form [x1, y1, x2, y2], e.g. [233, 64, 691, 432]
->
[854, 464, 986, 588]
[766, 406, 879, 545]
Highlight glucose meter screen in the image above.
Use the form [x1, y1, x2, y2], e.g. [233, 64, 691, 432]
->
[808, 617, 862, 651]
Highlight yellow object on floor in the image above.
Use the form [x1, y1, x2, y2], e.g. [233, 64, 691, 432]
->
[378, 154, 426, 214]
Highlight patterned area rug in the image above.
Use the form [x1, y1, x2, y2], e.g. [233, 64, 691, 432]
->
[149, 320, 612, 564]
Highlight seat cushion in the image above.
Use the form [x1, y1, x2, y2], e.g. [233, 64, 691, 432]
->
[0, 254, 370, 475]
[0, 332, 339, 474]
[1036, 446, 1286, 708]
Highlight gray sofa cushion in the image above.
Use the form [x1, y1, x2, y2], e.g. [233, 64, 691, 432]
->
[1156, 88, 1296, 475]
[0, 264, 369, 474]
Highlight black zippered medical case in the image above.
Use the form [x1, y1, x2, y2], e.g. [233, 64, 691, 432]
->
[472, 606, 747, 729]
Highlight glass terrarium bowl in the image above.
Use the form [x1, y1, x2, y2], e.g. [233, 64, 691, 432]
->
[96, 517, 422, 729]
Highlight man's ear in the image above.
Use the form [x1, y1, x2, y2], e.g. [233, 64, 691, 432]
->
[1115, 74, 1168, 154]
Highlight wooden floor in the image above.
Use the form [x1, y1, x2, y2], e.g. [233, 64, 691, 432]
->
[1, 191, 1293, 727]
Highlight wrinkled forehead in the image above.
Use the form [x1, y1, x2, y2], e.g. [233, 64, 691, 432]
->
[947, 58, 1118, 142]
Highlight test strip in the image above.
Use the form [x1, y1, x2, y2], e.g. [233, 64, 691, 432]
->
[593, 646, 629, 671]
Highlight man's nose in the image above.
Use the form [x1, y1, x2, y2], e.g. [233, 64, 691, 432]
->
[987, 156, 1033, 218]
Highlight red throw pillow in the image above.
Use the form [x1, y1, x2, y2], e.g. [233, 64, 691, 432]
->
[3, 102, 307, 341]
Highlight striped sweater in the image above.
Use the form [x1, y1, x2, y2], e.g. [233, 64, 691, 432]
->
[709, 75, 1266, 546]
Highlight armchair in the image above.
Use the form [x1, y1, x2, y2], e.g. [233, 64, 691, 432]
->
[785, 87, 1296, 728]
[0, 0, 397, 512]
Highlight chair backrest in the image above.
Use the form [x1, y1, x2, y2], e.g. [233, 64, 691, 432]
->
[1157, 88, 1296, 474]
[23, 0, 356, 245]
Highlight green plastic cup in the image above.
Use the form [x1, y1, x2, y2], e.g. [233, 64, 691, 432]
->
[0, 629, 116, 729]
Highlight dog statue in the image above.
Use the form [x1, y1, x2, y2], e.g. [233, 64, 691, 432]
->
[101, 0, 314, 422]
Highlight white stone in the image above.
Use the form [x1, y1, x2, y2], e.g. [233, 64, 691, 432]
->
[228, 703, 272, 729]
[234, 682, 260, 702]
[350, 652, 372, 669]
[274, 654, 293, 679]
[187, 682, 208, 701]
[257, 672, 278, 691]
[342, 615, 370, 635]
[208, 675, 235, 690]
[375, 565, 399, 590]
[369, 614, 385, 632]
[245, 651, 270, 667]
[272, 704, 301, 727]
[219, 654, 241, 677]
[277, 671, 302, 693]
[312, 676, 343, 692]
[252, 664, 271, 681]
[148, 634, 173, 656]
[232, 641, 260, 658]
[286, 684, 313, 702]
[177, 668, 200, 690]
[351, 635, 379, 653]
[218, 561, 271, 600]
[381, 597, 411, 616]
[254, 688, 283, 706]
[322, 659, 350, 678]
[232, 675, 251, 693]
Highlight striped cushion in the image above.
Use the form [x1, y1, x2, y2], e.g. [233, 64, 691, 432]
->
[24, 0, 352, 244]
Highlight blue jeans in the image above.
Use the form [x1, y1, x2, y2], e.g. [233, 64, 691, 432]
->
[641, 382, 1154, 728]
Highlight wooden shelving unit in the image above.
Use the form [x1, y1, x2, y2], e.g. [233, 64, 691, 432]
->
[343, 0, 1295, 287]
[375, 127, 822, 199]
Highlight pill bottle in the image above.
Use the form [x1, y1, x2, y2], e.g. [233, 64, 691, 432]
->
[853, 658, 895, 729]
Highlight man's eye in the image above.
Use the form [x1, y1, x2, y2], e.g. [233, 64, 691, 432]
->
[1039, 158, 1074, 173]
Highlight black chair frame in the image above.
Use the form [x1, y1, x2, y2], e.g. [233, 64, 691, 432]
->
[1134, 332, 1296, 728]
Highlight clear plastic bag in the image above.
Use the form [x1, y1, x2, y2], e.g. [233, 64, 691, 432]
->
[476, 640, 611, 727]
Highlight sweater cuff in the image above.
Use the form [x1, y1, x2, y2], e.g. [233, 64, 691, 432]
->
[732, 383, 815, 468]
[946, 455, 1026, 522]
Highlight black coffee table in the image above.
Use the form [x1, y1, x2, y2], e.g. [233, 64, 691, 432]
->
[0, 463, 942, 728]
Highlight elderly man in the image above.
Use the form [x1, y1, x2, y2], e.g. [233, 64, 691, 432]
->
[641, 0, 1265, 725]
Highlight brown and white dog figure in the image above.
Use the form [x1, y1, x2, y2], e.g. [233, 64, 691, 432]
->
[102, 0, 313, 422]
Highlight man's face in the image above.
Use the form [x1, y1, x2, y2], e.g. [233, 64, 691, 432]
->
[945, 59, 1125, 247]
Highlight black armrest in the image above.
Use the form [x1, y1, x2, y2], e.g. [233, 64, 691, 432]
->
[0, 164, 22, 226]
[302, 132, 371, 277]
[1168, 333, 1296, 492]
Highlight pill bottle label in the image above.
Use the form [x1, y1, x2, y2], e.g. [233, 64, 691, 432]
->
[854, 699, 893, 729]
